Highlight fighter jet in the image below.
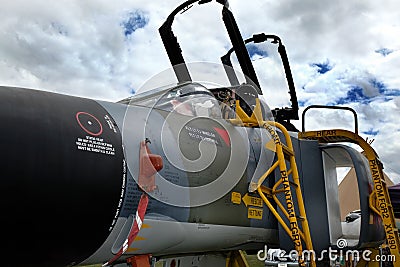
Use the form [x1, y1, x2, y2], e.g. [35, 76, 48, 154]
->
[0, 1, 392, 267]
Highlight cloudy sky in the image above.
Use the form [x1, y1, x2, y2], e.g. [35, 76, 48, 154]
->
[1, 0, 399, 182]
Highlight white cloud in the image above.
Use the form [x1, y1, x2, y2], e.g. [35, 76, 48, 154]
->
[0, 0, 399, 182]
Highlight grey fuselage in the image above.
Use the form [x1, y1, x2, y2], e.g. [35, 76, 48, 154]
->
[0, 83, 384, 267]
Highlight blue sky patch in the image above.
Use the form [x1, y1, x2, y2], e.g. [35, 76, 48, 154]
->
[311, 61, 332, 74]
[336, 86, 371, 105]
[369, 78, 400, 99]
[247, 44, 268, 59]
[375, 48, 394, 57]
[333, 78, 399, 105]
[122, 10, 149, 37]
[382, 90, 400, 102]
[369, 78, 386, 94]
[363, 128, 379, 136]
[298, 100, 307, 107]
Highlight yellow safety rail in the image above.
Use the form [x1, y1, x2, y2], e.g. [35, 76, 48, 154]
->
[298, 129, 400, 264]
[226, 250, 250, 267]
[229, 99, 315, 267]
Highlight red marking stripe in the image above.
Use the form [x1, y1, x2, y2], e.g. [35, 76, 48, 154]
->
[103, 193, 149, 266]
[214, 127, 231, 147]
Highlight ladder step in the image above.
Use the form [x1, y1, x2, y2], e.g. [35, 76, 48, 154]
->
[282, 144, 294, 157]
[260, 185, 273, 198]
[297, 216, 305, 221]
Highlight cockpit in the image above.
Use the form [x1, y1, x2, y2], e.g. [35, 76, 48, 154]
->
[119, 82, 273, 122]
[119, 83, 224, 119]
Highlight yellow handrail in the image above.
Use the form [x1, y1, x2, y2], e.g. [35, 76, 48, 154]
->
[229, 98, 315, 267]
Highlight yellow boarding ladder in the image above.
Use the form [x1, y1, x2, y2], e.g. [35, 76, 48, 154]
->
[230, 99, 315, 267]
